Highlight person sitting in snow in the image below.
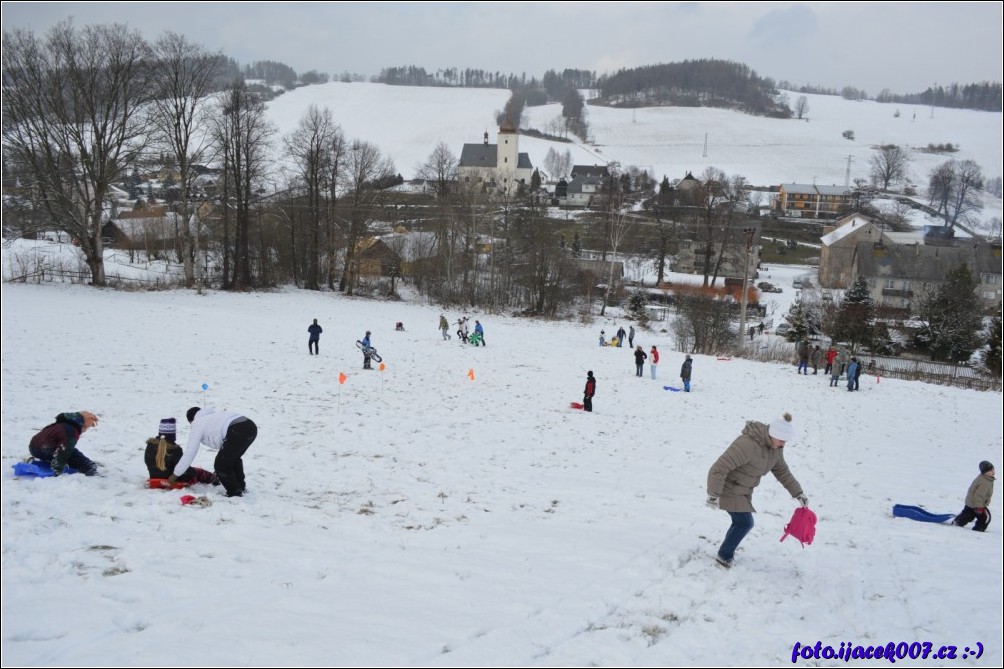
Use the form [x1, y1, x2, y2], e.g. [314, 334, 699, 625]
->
[145, 418, 217, 486]
[953, 461, 994, 532]
[395, 322, 405, 331]
[28, 411, 100, 476]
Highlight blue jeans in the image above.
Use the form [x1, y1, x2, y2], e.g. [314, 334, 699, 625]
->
[650, 364, 657, 379]
[718, 511, 754, 562]
[683, 378, 691, 392]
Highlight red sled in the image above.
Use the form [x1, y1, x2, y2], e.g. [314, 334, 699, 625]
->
[569, 402, 584, 410]
[148, 478, 193, 490]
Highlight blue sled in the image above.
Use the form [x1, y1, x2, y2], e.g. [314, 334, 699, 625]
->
[892, 504, 954, 524]
[663, 386, 682, 392]
[12, 461, 78, 478]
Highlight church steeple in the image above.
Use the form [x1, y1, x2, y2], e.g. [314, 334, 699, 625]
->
[483, 130, 489, 145]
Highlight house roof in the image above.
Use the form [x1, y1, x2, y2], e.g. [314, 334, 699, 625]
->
[781, 183, 818, 194]
[571, 164, 609, 178]
[517, 153, 532, 169]
[855, 240, 979, 281]
[815, 185, 849, 196]
[819, 213, 876, 246]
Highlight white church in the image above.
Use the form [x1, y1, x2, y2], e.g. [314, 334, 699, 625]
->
[458, 116, 534, 195]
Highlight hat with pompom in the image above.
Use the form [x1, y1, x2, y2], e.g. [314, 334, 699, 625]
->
[768, 412, 794, 443]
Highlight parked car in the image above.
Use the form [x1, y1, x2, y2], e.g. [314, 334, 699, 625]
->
[757, 281, 783, 293]
[775, 323, 791, 336]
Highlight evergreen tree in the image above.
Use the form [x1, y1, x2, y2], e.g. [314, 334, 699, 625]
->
[916, 264, 983, 362]
[833, 276, 875, 350]
[530, 168, 541, 191]
[984, 308, 1002, 378]
[659, 176, 671, 194]
[627, 289, 649, 327]
[571, 230, 582, 258]
[783, 297, 814, 343]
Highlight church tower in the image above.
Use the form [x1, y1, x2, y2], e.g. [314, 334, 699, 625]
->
[496, 114, 518, 173]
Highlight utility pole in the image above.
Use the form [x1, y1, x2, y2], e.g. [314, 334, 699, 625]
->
[737, 226, 755, 354]
[844, 155, 853, 189]
[703, 133, 708, 158]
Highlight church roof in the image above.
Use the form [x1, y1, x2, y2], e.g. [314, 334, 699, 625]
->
[459, 143, 498, 168]
[499, 115, 517, 133]
[517, 153, 532, 169]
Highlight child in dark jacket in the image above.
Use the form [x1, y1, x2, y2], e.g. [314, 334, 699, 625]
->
[28, 411, 99, 475]
[144, 418, 217, 486]
[953, 461, 994, 532]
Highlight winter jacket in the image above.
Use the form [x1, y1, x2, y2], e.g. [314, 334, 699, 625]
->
[439, 316, 449, 331]
[474, 322, 484, 336]
[707, 420, 804, 513]
[634, 349, 647, 365]
[174, 407, 246, 477]
[584, 375, 596, 398]
[28, 413, 85, 473]
[847, 361, 859, 380]
[837, 350, 850, 367]
[308, 323, 322, 340]
[825, 348, 838, 365]
[810, 348, 823, 366]
[680, 358, 693, 381]
[651, 349, 660, 364]
[965, 474, 994, 509]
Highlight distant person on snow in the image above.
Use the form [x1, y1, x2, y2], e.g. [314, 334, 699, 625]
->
[649, 345, 659, 380]
[706, 413, 808, 568]
[628, 325, 636, 348]
[616, 326, 626, 348]
[473, 320, 485, 346]
[456, 318, 469, 343]
[598, 330, 606, 347]
[439, 315, 451, 340]
[28, 411, 100, 476]
[395, 322, 405, 331]
[634, 345, 647, 377]
[145, 418, 217, 485]
[680, 354, 693, 392]
[583, 371, 596, 412]
[361, 330, 374, 369]
[952, 461, 994, 532]
[308, 319, 322, 355]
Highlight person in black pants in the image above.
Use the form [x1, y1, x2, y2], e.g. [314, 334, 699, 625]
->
[583, 371, 596, 412]
[634, 345, 647, 377]
[162, 407, 258, 498]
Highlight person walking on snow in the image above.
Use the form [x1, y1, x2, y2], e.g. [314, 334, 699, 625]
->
[628, 325, 635, 348]
[846, 357, 859, 391]
[953, 461, 994, 532]
[439, 315, 451, 340]
[797, 340, 809, 374]
[474, 320, 485, 346]
[308, 319, 322, 355]
[680, 354, 693, 392]
[583, 371, 596, 412]
[456, 318, 469, 343]
[810, 345, 822, 374]
[616, 326, 626, 348]
[650, 345, 660, 380]
[634, 345, 647, 377]
[824, 345, 837, 376]
[706, 412, 808, 568]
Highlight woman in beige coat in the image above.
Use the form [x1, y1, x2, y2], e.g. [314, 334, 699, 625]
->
[706, 413, 808, 568]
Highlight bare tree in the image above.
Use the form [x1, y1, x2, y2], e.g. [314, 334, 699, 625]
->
[415, 142, 458, 198]
[795, 95, 809, 120]
[338, 140, 394, 294]
[150, 32, 221, 289]
[928, 159, 984, 228]
[211, 80, 275, 289]
[284, 105, 340, 290]
[869, 145, 910, 191]
[2, 21, 154, 286]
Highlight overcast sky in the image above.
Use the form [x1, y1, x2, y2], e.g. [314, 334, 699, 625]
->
[3, 2, 1001, 94]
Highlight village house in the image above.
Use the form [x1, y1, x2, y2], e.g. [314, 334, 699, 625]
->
[777, 183, 853, 219]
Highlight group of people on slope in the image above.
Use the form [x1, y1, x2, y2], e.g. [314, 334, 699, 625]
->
[27, 408, 259, 499]
[795, 342, 870, 391]
[598, 324, 636, 348]
[439, 315, 485, 346]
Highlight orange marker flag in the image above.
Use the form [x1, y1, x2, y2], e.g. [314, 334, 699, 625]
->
[338, 372, 347, 384]
[379, 362, 386, 372]
[468, 368, 475, 381]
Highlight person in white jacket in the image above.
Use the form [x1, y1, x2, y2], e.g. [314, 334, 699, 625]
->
[162, 406, 258, 497]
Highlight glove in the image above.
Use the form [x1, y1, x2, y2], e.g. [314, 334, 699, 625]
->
[706, 495, 720, 509]
[796, 493, 809, 507]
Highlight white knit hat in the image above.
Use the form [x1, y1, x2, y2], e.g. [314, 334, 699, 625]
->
[768, 413, 794, 443]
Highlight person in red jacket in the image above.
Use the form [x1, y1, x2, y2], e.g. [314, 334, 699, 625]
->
[824, 345, 838, 376]
[583, 371, 596, 412]
[650, 345, 660, 380]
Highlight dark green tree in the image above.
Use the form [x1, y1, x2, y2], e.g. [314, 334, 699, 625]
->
[833, 276, 875, 350]
[571, 230, 582, 258]
[782, 297, 815, 343]
[916, 264, 983, 362]
[530, 168, 541, 191]
[659, 176, 671, 194]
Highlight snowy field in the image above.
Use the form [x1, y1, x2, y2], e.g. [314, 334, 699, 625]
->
[262, 83, 1002, 227]
[1, 276, 1001, 667]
